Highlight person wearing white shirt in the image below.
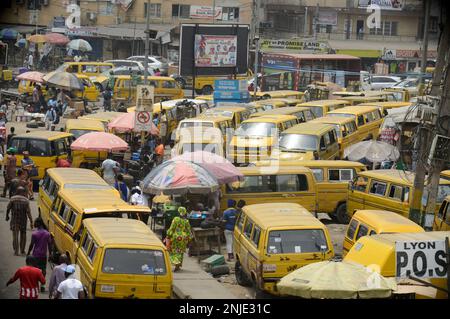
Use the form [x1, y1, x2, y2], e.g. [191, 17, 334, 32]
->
[130, 186, 148, 206]
[55, 265, 85, 299]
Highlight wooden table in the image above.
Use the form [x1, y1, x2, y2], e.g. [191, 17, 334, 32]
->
[189, 227, 222, 262]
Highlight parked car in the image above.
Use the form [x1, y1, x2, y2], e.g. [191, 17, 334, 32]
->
[390, 77, 426, 96]
[92, 66, 154, 91]
[369, 75, 402, 90]
[127, 56, 169, 75]
[105, 59, 155, 75]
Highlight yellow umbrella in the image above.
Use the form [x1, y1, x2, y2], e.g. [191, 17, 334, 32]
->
[27, 34, 47, 43]
[277, 261, 397, 299]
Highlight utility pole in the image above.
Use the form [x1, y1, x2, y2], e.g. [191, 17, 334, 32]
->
[304, 6, 308, 37]
[144, 0, 151, 85]
[419, 0, 431, 92]
[313, 3, 319, 40]
[253, 0, 260, 98]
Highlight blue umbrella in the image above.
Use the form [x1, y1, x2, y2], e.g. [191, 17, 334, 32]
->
[15, 38, 27, 48]
[0, 28, 18, 40]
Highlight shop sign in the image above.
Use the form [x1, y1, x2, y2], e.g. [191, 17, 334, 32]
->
[383, 49, 438, 60]
[382, 49, 396, 60]
[260, 39, 329, 52]
[190, 6, 223, 19]
[66, 27, 98, 37]
[358, 0, 403, 11]
[318, 10, 338, 26]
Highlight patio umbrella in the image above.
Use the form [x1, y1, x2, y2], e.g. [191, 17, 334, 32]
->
[70, 132, 128, 152]
[0, 28, 18, 40]
[27, 34, 47, 43]
[67, 39, 92, 52]
[44, 33, 69, 45]
[15, 38, 27, 48]
[141, 160, 219, 195]
[16, 71, 44, 83]
[277, 261, 397, 299]
[343, 140, 400, 163]
[172, 151, 244, 184]
[43, 71, 83, 90]
[107, 112, 159, 135]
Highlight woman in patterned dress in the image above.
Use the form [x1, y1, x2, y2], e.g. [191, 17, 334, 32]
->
[166, 207, 193, 271]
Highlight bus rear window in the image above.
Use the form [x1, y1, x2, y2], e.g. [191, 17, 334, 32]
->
[266, 229, 328, 254]
[102, 249, 167, 275]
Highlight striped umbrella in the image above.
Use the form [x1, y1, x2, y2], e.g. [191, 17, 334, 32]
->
[43, 71, 83, 90]
[67, 39, 92, 52]
[0, 28, 18, 40]
[44, 33, 70, 45]
[70, 132, 129, 152]
[141, 160, 219, 195]
[16, 71, 44, 83]
[27, 34, 47, 43]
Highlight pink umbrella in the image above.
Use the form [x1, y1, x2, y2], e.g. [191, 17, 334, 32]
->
[107, 112, 159, 135]
[44, 33, 70, 45]
[16, 71, 44, 83]
[172, 151, 243, 184]
[70, 132, 128, 152]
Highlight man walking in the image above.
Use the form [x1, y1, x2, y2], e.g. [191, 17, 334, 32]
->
[102, 86, 112, 112]
[48, 254, 69, 299]
[55, 265, 85, 299]
[6, 256, 46, 299]
[222, 199, 238, 262]
[2, 147, 17, 198]
[27, 217, 52, 292]
[6, 187, 33, 256]
[101, 155, 120, 186]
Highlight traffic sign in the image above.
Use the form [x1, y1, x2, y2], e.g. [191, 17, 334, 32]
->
[136, 85, 154, 112]
[135, 111, 152, 132]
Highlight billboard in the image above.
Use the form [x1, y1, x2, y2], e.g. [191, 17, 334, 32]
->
[260, 39, 330, 52]
[195, 35, 237, 67]
[190, 6, 223, 19]
[179, 24, 249, 76]
[358, 0, 403, 10]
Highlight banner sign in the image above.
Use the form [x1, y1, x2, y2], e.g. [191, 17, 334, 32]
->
[395, 240, 447, 279]
[260, 39, 330, 52]
[214, 79, 248, 92]
[195, 35, 237, 67]
[190, 6, 223, 19]
[318, 10, 338, 25]
[358, 0, 403, 10]
[135, 85, 154, 113]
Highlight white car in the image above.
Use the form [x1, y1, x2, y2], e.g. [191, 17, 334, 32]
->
[104, 59, 155, 75]
[369, 75, 402, 90]
[127, 56, 169, 75]
[390, 77, 422, 96]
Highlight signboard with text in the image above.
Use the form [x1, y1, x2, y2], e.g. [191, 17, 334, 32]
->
[260, 39, 330, 52]
[190, 6, 223, 19]
[395, 240, 448, 279]
[135, 85, 154, 113]
[195, 35, 237, 67]
[358, 0, 403, 10]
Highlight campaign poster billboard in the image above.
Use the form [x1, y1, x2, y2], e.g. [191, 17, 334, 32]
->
[195, 35, 237, 67]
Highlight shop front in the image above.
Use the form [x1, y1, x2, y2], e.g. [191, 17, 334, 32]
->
[381, 49, 438, 74]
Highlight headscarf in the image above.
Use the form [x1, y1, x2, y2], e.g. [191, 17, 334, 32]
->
[178, 206, 187, 216]
[227, 199, 236, 208]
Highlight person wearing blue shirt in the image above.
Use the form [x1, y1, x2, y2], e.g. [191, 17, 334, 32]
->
[114, 174, 129, 202]
[222, 199, 237, 261]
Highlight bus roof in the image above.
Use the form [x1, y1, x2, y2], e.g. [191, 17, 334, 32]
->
[83, 218, 164, 247]
[46, 168, 115, 189]
[352, 210, 424, 233]
[309, 116, 356, 125]
[65, 119, 105, 131]
[298, 99, 349, 107]
[252, 160, 366, 169]
[282, 122, 335, 135]
[238, 165, 313, 175]
[327, 105, 380, 115]
[249, 106, 312, 118]
[358, 169, 450, 186]
[242, 114, 297, 124]
[15, 131, 73, 141]
[242, 203, 325, 229]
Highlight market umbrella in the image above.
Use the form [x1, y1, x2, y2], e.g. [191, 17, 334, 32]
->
[277, 261, 397, 299]
[27, 34, 47, 43]
[67, 39, 92, 52]
[343, 140, 400, 163]
[43, 71, 83, 90]
[107, 112, 159, 135]
[16, 71, 44, 83]
[141, 160, 219, 195]
[0, 28, 18, 40]
[44, 33, 69, 45]
[15, 38, 27, 48]
[172, 151, 244, 184]
[70, 132, 129, 152]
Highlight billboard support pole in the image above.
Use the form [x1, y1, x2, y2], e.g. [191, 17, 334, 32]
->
[144, 0, 150, 85]
[192, 24, 198, 99]
[253, 0, 260, 98]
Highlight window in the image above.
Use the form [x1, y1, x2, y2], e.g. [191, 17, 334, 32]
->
[369, 181, 387, 196]
[54, 140, 68, 156]
[243, 219, 254, 238]
[329, 169, 354, 182]
[320, 136, 325, 149]
[267, 229, 328, 254]
[276, 175, 300, 192]
[347, 219, 358, 239]
[357, 115, 365, 126]
[323, 132, 330, 146]
[67, 211, 78, 228]
[82, 65, 98, 74]
[388, 184, 408, 201]
[162, 80, 176, 89]
[354, 176, 369, 192]
[328, 130, 336, 144]
[236, 212, 245, 231]
[88, 243, 97, 262]
[369, 230, 377, 236]
[42, 175, 51, 193]
[437, 201, 447, 220]
[172, 4, 190, 18]
[355, 224, 369, 241]
[102, 249, 167, 275]
[28, 140, 49, 156]
[144, 3, 161, 18]
[311, 168, 324, 182]
[222, 7, 239, 21]
[372, 110, 381, 120]
[369, 21, 398, 36]
[251, 226, 261, 247]
[82, 234, 92, 253]
[228, 174, 308, 194]
[446, 204, 450, 224]
[365, 112, 374, 123]
[99, 65, 112, 73]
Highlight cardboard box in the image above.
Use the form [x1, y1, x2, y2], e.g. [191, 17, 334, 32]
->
[74, 102, 84, 111]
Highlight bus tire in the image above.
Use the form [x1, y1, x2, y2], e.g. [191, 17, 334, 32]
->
[336, 203, 349, 224]
[235, 260, 252, 287]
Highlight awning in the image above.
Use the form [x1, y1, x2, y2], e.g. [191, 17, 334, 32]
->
[336, 49, 381, 58]
[96, 23, 176, 40]
[0, 24, 45, 34]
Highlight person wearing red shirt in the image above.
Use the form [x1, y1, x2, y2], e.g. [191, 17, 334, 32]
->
[6, 256, 45, 299]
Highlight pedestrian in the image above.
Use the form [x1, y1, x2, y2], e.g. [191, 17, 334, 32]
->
[27, 217, 52, 292]
[6, 126, 15, 148]
[55, 265, 85, 299]
[154, 68, 161, 76]
[101, 155, 120, 186]
[21, 151, 36, 199]
[6, 255, 45, 299]
[9, 169, 29, 198]
[2, 147, 17, 198]
[57, 89, 71, 115]
[102, 86, 112, 112]
[38, 86, 47, 111]
[159, 110, 168, 145]
[130, 186, 147, 206]
[5, 187, 33, 256]
[114, 173, 129, 202]
[222, 199, 237, 261]
[166, 207, 193, 272]
[155, 139, 164, 165]
[48, 254, 69, 299]
[44, 106, 55, 130]
[107, 70, 115, 91]
[32, 83, 40, 112]
[27, 53, 34, 70]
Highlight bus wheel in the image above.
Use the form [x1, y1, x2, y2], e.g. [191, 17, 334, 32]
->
[235, 260, 251, 287]
[335, 203, 349, 224]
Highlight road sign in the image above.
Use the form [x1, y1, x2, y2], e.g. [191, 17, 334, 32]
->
[396, 240, 447, 279]
[135, 111, 152, 132]
[136, 85, 154, 112]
